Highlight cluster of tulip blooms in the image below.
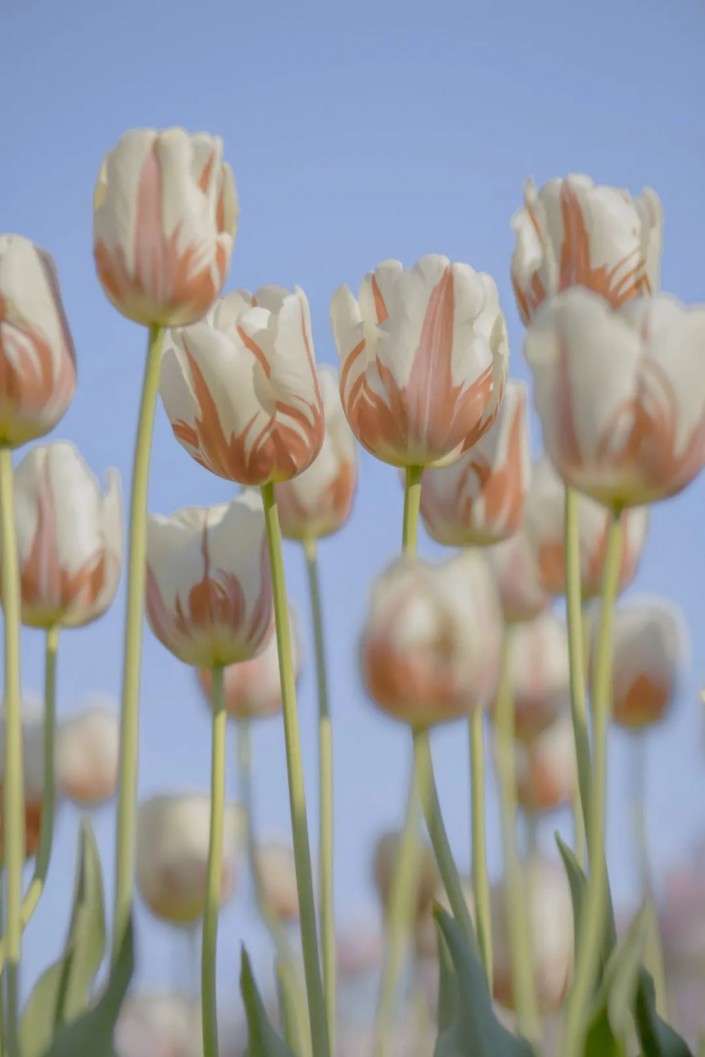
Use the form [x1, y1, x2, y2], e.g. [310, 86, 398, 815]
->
[0, 128, 703, 1057]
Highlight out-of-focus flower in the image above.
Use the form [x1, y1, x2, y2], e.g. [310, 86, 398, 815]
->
[492, 857, 574, 1013]
[93, 128, 237, 327]
[276, 365, 358, 539]
[146, 493, 272, 668]
[0, 697, 51, 861]
[0, 234, 76, 447]
[160, 286, 324, 485]
[56, 699, 119, 807]
[525, 291, 705, 508]
[373, 830, 438, 920]
[486, 531, 550, 624]
[524, 458, 648, 598]
[415, 877, 475, 960]
[660, 846, 705, 1047]
[514, 710, 577, 813]
[254, 839, 299, 922]
[337, 922, 383, 977]
[10, 441, 122, 629]
[116, 993, 201, 1057]
[511, 174, 662, 324]
[361, 552, 502, 727]
[136, 793, 241, 924]
[331, 254, 508, 468]
[420, 381, 530, 547]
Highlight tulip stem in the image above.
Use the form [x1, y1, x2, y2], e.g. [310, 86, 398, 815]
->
[303, 535, 336, 1050]
[401, 466, 423, 554]
[564, 488, 591, 858]
[202, 664, 227, 1057]
[469, 709, 492, 984]
[495, 628, 541, 1045]
[562, 509, 623, 1057]
[260, 482, 330, 1057]
[113, 324, 164, 963]
[0, 445, 24, 1057]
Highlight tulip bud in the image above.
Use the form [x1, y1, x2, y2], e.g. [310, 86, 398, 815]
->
[56, 699, 119, 806]
[136, 794, 241, 924]
[486, 531, 550, 624]
[361, 552, 502, 727]
[511, 174, 662, 324]
[372, 830, 438, 920]
[331, 255, 508, 468]
[254, 839, 299, 922]
[0, 697, 52, 861]
[9, 441, 122, 629]
[160, 286, 324, 485]
[116, 993, 201, 1057]
[93, 128, 238, 327]
[146, 492, 273, 668]
[525, 291, 705, 508]
[514, 711, 577, 813]
[0, 235, 76, 447]
[420, 381, 530, 547]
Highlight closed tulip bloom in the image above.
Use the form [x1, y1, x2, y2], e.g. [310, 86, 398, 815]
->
[486, 531, 551, 624]
[373, 830, 438, 919]
[525, 291, 705, 508]
[420, 381, 530, 547]
[524, 457, 648, 598]
[361, 552, 502, 727]
[331, 254, 508, 468]
[11, 441, 122, 629]
[146, 492, 273, 668]
[56, 700, 119, 806]
[0, 235, 76, 446]
[254, 839, 299, 922]
[93, 128, 238, 327]
[511, 174, 662, 325]
[160, 285, 324, 485]
[0, 699, 51, 861]
[276, 365, 358, 539]
[136, 794, 241, 924]
[515, 710, 577, 813]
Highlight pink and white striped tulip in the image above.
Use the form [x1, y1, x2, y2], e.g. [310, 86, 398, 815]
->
[56, 700, 120, 807]
[515, 710, 577, 813]
[486, 531, 551, 625]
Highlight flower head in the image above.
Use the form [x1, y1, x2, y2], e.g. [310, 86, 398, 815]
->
[514, 710, 577, 813]
[486, 531, 551, 624]
[56, 699, 119, 807]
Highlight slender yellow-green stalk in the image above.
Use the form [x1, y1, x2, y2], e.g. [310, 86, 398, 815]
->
[303, 536, 336, 1048]
[562, 510, 623, 1057]
[0, 445, 24, 1057]
[260, 482, 330, 1057]
[564, 488, 591, 855]
[113, 324, 164, 962]
[469, 708, 492, 982]
[402, 465, 423, 555]
[495, 628, 541, 1045]
[572, 781, 586, 870]
[202, 664, 227, 1057]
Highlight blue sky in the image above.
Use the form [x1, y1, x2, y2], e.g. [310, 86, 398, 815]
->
[2, 0, 705, 1005]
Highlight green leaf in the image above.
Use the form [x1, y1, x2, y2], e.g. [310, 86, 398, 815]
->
[241, 948, 296, 1057]
[556, 834, 616, 975]
[275, 959, 310, 1057]
[583, 906, 649, 1057]
[433, 908, 534, 1057]
[634, 970, 694, 1057]
[436, 922, 459, 1035]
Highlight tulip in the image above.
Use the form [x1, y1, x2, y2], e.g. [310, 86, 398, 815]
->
[511, 174, 662, 324]
[56, 699, 119, 806]
[361, 552, 502, 727]
[524, 457, 648, 597]
[0, 699, 51, 862]
[420, 381, 530, 547]
[276, 365, 358, 539]
[160, 286, 325, 486]
[93, 128, 238, 327]
[116, 993, 201, 1057]
[373, 830, 438, 920]
[254, 839, 300, 922]
[486, 531, 551, 624]
[331, 254, 508, 468]
[0, 235, 76, 447]
[10, 441, 122, 629]
[514, 710, 577, 813]
[145, 492, 273, 668]
[525, 291, 705, 508]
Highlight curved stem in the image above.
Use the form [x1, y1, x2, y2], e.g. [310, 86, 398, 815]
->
[565, 488, 591, 856]
[0, 445, 24, 1057]
[113, 324, 164, 962]
[303, 536, 336, 1049]
[202, 665, 227, 1057]
[469, 709, 492, 983]
[260, 483, 330, 1057]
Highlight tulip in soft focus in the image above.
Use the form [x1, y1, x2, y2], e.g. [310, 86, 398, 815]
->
[10, 441, 122, 629]
[56, 699, 119, 807]
[276, 365, 358, 539]
[492, 857, 574, 1013]
[373, 830, 438, 920]
[160, 286, 324, 485]
[524, 458, 648, 598]
[515, 711, 577, 813]
[525, 291, 705, 507]
[116, 993, 201, 1057]
[146, 492, 273, 668]
[93, 128, 238, 327]
[660, 847, 705, 1048]
[337, 923, 383, 977]
[486, 531, 550, 624]
[0, 698, 51, 861]
[331, 254, 508, 468]
[254, 839, 300, 922]
[136, 794, 240, 924]
[511, 174, 662, 324]
[420, 381, 530, 547]
[0, 234, 76, 447]
[361, 552, 502, 727]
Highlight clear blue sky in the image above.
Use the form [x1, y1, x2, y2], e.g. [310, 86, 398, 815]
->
[2, 0, 705, 1003]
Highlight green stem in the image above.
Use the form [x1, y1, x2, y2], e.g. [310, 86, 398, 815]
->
[260, 482, 330, 1057]
[113, 324, 164, 962]
[565, 488, 591, 857]
[469, 709, 492, 983]
[562, 509, 623, 1057]
[202, 664, 227, 1057]
[495, 628, 541, 1045]
[402, 466, 423, 554]
[572, 781, 586, 871]
[303, 536, 336, 1049]
[524, 809, 539, 860]
[632, 735, 668, 1017]
[0, 445, 24, 1057]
